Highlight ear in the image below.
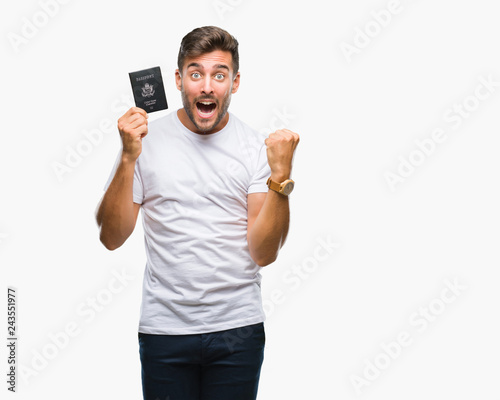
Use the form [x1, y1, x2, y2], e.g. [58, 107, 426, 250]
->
[231, 72, 241, 94]
[175, 69, 182, 91]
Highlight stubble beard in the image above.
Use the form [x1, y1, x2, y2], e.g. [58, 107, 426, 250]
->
[181, 83, 232, 134]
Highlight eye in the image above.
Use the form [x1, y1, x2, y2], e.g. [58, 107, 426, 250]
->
[215, 73, 225, 80]
[191, 72, 201, 79]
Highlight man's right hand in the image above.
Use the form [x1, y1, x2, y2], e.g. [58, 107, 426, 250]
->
[117, 107, 148, 162]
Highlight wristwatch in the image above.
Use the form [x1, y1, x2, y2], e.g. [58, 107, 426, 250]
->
[267, 177, 295, 196]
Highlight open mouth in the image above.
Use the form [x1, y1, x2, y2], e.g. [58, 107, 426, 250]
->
[196, 100, 217, 119]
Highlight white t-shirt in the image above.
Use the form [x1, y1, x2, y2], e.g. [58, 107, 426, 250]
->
[105, 110, 271, 334]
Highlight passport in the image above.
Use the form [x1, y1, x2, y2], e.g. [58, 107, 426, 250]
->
[129, 66, 168, 113]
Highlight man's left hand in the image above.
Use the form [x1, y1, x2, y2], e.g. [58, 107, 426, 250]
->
[265, 129, 300, 182]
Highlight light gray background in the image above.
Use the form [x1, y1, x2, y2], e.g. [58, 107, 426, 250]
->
[1, 0, 499, 398]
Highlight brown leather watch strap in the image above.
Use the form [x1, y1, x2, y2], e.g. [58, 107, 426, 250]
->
[266, 177, 282, 193]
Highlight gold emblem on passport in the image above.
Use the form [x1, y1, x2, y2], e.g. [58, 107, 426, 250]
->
[141, 83, 155, 98]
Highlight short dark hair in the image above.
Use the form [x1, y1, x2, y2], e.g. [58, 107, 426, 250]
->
[177, 26, 239, 74]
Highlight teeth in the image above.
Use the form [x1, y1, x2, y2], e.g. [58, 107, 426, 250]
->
[200, 101, 214, 105]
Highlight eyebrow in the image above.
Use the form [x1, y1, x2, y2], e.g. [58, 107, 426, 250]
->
[186, 62, 230, 71]
[214, 64, 230, 71]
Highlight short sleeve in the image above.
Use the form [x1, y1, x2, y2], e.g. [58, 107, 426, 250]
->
[103, 150, 144, 205]
[248, 143, 271, 194]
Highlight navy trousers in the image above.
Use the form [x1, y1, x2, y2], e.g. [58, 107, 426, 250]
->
[138, 322, 265, 400]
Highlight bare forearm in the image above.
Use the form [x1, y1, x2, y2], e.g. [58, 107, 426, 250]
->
[96, 156, 137, 250]
[248, 190, 290, 266]
[249, 127, 299, 266]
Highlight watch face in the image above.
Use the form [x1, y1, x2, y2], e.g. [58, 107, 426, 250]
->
[282, 181, 294, 195]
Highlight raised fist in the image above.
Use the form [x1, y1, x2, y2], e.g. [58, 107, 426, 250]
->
[265, 128, 300, 182]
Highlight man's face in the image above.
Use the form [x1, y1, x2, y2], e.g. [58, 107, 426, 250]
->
[176, 50, 240, 134]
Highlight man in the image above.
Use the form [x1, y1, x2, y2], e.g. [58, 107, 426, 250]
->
[96, 26, 299, 400]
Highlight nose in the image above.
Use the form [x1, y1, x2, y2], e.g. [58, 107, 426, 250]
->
[201, 76, 214, 95]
